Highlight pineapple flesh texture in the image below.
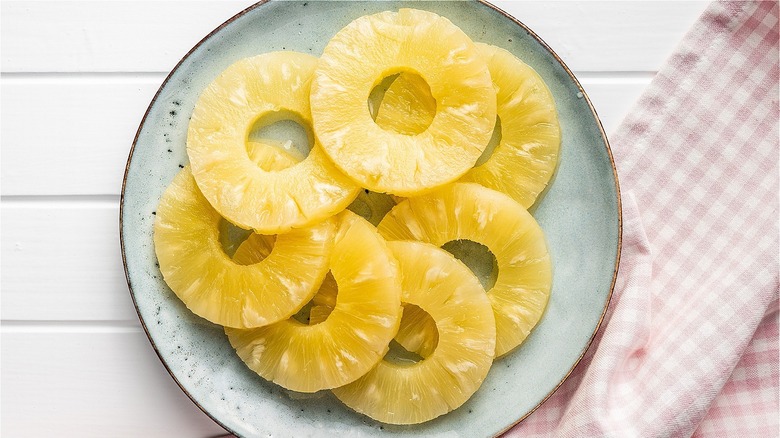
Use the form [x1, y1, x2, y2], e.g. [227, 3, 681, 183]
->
[233, 236, 337, 325]
[310, 8, 496, 196]
[248, 140, 398, 227]
[231, 142, 387, 326]
[332, 241, 495, 425]
[225, 211, 403, 393]
[153, 167, 336, 329]
[187, 51, 360, 234]
[378, 183, 551, 357]
[379, 43, 561, 209]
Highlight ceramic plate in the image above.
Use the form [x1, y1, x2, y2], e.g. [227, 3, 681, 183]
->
[121, 1, 621, 436]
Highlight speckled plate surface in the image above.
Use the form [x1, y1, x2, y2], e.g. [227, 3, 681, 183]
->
[121, 1, 621, 436]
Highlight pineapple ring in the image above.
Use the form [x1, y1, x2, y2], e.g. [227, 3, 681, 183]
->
[378, 183, 552, 357]
[379, 43, 561, 209]
[153, 167, 336, 329]
[310, 8, 497, 196]
[332, 241, 496, 425]
[225, 211, 403, 393]
[460, 43, 560, 208]
[187, 51, 360, 234]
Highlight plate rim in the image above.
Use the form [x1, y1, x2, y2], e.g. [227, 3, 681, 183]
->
[119, 1, 623, 436]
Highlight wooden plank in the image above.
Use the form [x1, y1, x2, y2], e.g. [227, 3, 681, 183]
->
[1, 1, 708, 73]
[0, 76, 646, 196]
[581, 76, 649, 135]
[0, 75, 161, 196]
[0, 201, 136, 321]
[0, 329, 227, 438]
[498, 1, 707, 72]
[1, 0, 256, 73]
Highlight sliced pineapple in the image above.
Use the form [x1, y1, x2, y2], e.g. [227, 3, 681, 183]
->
[153, 167, 336, 328]
[332, 241, 495, 425]
[379, 43, 561, 208]
[378, 183, 551, 357]
[187, 51, 360, 234]
[225, 211, 403, 393]
[310, 8, 496, 196]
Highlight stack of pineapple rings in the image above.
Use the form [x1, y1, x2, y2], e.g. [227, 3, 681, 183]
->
[154, 8, 560, 425]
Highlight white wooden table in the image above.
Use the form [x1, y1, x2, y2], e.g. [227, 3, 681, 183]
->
[1, 1, 710, 436]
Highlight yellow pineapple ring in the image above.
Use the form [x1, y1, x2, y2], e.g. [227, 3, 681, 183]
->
[379, 43, 561, 208]
[187, 51, 360, 234]
[333, 241, 495, 425]
[310, 8, 497, 196]
[225, 211, 403, 393]
[378, 183, 551, 357]
[153, 167, 336, 329]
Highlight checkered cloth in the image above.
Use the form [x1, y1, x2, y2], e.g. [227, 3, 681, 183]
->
[507, 1, 779, 436]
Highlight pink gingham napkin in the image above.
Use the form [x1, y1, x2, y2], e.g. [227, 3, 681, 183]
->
[507, 1, 779, 436]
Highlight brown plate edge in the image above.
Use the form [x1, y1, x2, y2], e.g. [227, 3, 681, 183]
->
[477, 0, 623, 435]
[118, 2, 271, 436]
[118, 1, 624, 437]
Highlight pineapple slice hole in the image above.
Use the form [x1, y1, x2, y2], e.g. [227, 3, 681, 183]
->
[247, 110, 313, 163]
[441, 239, 499, 291]
[217, 217, 253, 259]
[368, 72, 436, 136]
[391, 304, 439, 360]
[230, 230, 277, 267]
[347, 189, 398, 226]
[475, 116, 502, 168]
[366, 74, 398, 119]
[383, 339, 425, 365]
[290, 300, 319, 325]
[292, 271, 338, 325]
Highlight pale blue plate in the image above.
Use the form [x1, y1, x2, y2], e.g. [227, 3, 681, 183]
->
[121, 1, 621, 436]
